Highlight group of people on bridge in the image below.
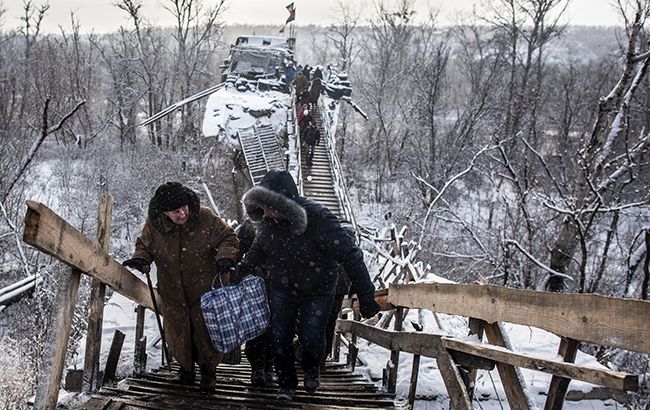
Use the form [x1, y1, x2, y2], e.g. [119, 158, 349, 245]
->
[285, 62, 326, 167]
[122, 171, 380, 401]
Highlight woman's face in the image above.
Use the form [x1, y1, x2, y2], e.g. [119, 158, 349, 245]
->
[163, 205, 190, 225]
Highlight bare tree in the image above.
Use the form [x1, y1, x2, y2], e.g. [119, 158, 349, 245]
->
[546, 0, 650, 291]
[116, 0, 169, 146]
[326, 0, 361, 71]
[165, 0, 225, 147]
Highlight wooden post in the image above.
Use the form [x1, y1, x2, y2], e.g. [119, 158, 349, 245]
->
[348, 342, 358, 372]
[83, 194, 113, 392]
[436, 348, 473, 410]
[407, 349, 421, 407]
[134, 305, 147, 376]
[103, 329, 126, 386]
[464, 317, 486, 399]
[544, 337, 579, 410]
[387, 307, 404, 393]
[33, 268, 82, 410]
[484, 322, 531, 409]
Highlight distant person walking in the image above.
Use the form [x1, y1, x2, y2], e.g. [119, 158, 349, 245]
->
[309, 77, 323, 106]
[302, 121, 320, 167]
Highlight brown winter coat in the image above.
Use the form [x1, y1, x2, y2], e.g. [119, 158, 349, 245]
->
[132, 205, 239, 370]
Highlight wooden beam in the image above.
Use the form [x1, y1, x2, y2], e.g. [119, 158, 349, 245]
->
[436, 347, 472, 410]
[544, 338, 579, 410]
[336, 320, 493, 370]
[33, 268, 81, 410]
[387, 307, 404, 393]
[407, 353, 421, 407]
[484, 322, 531, 409]
[389, 282, 650, 354]
[83, 194, 113, 393]
[441, 336, 638, 391]
[103, 329, 126, 385]
[23, 200, 156, 310]
[464, 317, 486, 400]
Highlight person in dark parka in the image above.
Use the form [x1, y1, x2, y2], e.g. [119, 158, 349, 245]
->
[308, 77, 322, 106]
[236, 218, 274, 387]
[123, 182, 239, 393]
[302, 121, 320, 167]
[236, 170, 380, 401]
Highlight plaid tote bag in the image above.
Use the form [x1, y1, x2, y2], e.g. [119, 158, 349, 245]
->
[200, 274, 270, 353]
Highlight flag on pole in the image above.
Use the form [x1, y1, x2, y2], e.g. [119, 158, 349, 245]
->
[285, 2, 295, 23]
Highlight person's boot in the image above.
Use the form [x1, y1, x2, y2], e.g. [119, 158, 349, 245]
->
[250, 369, 267, 387]
[304, 372, 320, 393]
[176, 366, 195, 385]
[265, 370, 275, 385]
[276, 388, 296, 401]
[199, 365, 216, 394]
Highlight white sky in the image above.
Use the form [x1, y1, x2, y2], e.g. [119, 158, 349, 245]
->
[1, 0, 622, 35]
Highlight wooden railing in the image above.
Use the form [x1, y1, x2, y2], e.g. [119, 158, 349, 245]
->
[22, 198, 650, 409]
[340, 282, 650, 409]
[23, 198, 158, 409]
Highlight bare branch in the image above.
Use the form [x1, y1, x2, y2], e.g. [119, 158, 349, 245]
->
[414, 144, 493, 245]
[505, 239, 573, 280]
[1, 99, 85, 202]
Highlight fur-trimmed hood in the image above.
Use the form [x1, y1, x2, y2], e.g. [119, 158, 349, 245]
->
[242, 170, 307, 235]
[243, 185, 308, 235]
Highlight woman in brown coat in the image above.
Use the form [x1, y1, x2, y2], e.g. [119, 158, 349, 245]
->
[123, 182, 239, 393]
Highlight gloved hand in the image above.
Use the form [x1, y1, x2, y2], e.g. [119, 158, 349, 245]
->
[229, 261, 253, 285]
[357, 291, 380, 319]
[122, 258, 151, 274]
[216, 258, 235, 274]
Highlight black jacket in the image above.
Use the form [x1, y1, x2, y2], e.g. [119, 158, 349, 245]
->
[241, 170, 376, 300]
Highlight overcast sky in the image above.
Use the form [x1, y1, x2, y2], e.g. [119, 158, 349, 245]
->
[1, 0, 622, 34]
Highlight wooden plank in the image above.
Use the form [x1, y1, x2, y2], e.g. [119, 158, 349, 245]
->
[34, 268, 81, 410]
[23, 200, 156, 310]
[441, 336, 638, 391]
[436, 348, 472, 410]
[464, 317, 485, 400]
[484, 322, 531, 409]
[387, 307, 404, 393]
[134, 306, 147, 376]
[336, 320, 493, 370]
[83, 194, 112, 393]
[103, 329, 126, 385]
[388, 282, 650, 353]
[407, 353, 421, 407]
[544, 337, 579, 410]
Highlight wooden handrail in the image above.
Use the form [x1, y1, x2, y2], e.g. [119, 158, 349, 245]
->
[389, 282, 650, 354]
[23, 200, 157, 310]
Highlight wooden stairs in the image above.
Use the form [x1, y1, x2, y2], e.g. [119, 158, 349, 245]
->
[80, 358, 398, 409]
[238, 124, 285, 186]
[300, 106, 344, 220]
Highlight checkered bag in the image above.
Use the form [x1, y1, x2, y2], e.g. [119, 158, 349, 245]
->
[200, 273, 270, 353]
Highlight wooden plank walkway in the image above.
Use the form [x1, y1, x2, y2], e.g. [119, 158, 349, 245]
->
[80, 358, 399, 409]
[300, 106, 344, 220]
